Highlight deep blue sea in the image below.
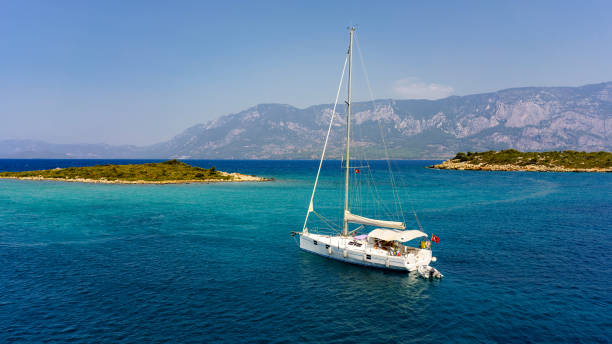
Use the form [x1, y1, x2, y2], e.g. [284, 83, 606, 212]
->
[0, 159, 610, 343]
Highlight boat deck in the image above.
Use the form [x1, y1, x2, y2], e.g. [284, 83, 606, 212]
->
[299, 232, 432, 271]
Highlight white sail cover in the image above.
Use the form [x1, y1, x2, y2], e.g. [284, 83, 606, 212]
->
[368, 228, 427, 242]
[344, 211, 406, 230]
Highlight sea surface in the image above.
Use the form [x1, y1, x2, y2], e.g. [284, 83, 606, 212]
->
[0, 159, 610, 343]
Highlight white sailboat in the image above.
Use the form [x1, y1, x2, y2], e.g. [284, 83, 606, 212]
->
[294, 28, 442, 277]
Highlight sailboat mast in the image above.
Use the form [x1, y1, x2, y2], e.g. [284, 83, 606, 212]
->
[343, 27, 355, 236]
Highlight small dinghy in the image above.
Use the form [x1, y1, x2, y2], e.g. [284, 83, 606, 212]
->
[417, 265, 443, 279]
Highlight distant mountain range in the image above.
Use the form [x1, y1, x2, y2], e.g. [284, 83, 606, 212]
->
[2, 82, 611, 159]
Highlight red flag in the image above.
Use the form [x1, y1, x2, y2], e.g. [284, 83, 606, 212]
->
[432, 234, 440, 244]
[354, 168, 360, 174]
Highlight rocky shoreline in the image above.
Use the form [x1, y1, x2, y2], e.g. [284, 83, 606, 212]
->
[0, 171, 272, 184]
[429, 160, 612, 173]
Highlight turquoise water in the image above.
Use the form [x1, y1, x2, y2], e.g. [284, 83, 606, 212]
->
[0, 160, 610, 343]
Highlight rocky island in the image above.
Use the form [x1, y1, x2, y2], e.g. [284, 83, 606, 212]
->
[430, 150, 612, 172]
[0, 159, 271, 184]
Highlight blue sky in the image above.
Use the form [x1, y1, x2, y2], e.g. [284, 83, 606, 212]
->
[1, 0, 611, 145]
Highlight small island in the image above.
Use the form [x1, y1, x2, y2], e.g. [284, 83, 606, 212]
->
[430, 150, 612, 172]
[0, 159, 272, 184]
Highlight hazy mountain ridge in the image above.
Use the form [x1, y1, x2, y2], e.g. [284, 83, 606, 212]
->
[152, 81, 611, 159]
[2, 82, 611, 159]
[0, 139, 146, 159]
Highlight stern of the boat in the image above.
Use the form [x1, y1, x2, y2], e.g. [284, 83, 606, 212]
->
[404, 248, 433, 271]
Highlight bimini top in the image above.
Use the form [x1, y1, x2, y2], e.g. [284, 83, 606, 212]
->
[368, 228, 427, 242]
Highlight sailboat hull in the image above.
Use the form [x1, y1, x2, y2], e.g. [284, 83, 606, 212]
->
[299, 232, 432, 272]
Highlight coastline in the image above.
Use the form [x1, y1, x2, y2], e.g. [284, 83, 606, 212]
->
[429, 160, 612, 173]
[0, 171, 272, 184]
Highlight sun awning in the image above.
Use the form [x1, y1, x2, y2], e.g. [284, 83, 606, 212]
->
[368, 228, 427, 242]
[344, 211, 405, 230]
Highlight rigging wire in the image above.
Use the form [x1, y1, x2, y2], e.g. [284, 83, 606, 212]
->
[354, 34, 415, 229]
[344, 37, 395, 223]
[313, 211, 342, 233]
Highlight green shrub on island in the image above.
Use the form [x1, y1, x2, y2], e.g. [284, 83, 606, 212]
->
[0, 160, 230, 181]
[454, 152, 469, 162]
[451, 149, 612, 169]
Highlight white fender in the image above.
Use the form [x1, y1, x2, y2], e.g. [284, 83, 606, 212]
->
[328, 246, 332, 255]
[343, 250, 348, 258]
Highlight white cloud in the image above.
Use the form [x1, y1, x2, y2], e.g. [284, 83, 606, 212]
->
[392, 78, 455, 100]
